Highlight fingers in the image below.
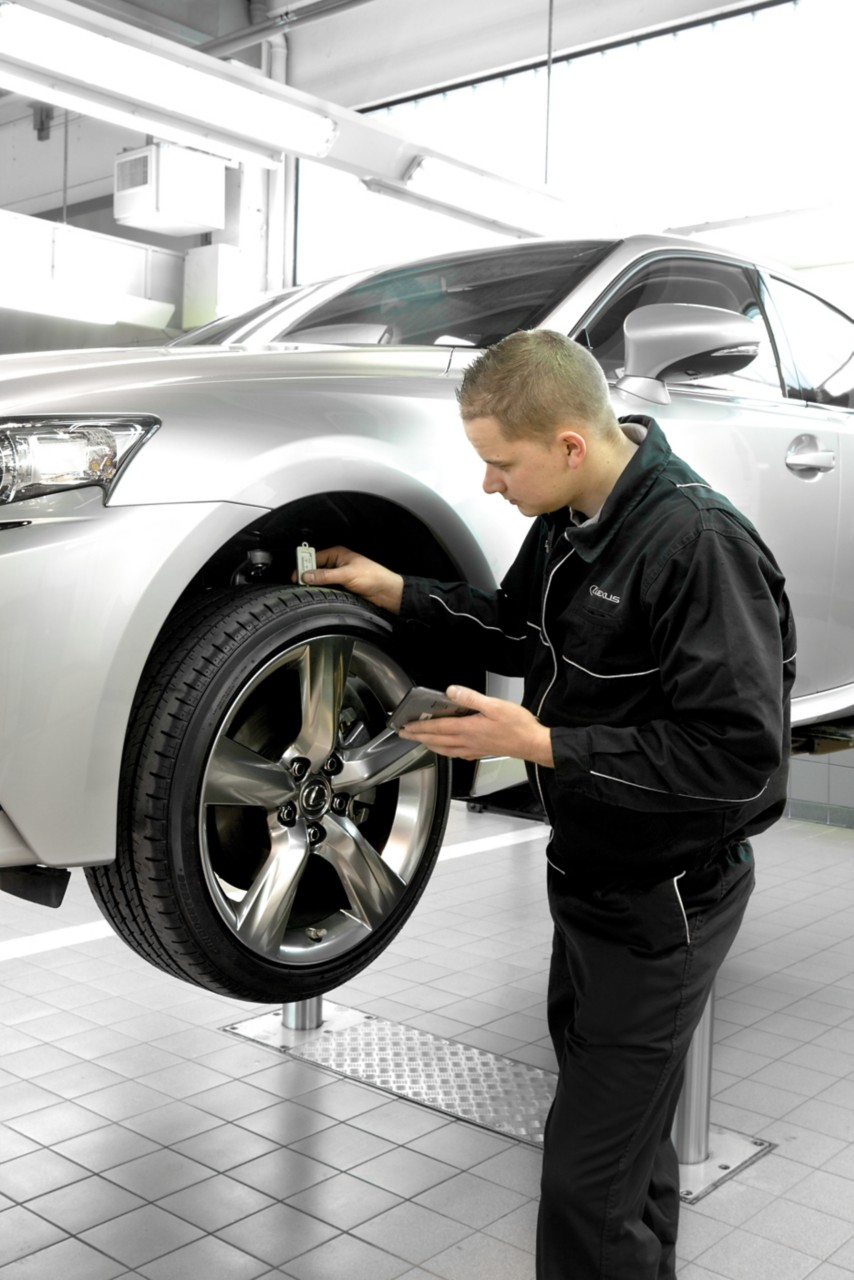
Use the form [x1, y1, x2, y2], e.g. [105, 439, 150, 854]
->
[301, 565, 342, 586]
[397, 721, 482, 760]
[314, 546, 354, 568]
[290, 546, 354, 585]
[301, 546, 357, 585]
[445, 685, 493, 714]
[294, 547, 403, 614]
[398, 694, 554, 767]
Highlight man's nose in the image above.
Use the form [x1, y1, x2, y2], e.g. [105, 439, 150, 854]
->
[483, 466, 503, 494]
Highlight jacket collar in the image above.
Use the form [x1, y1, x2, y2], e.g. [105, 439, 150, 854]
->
[546, 415, 669, 562]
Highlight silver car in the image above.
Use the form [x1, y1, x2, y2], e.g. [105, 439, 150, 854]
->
[1, 234, 851, 1001]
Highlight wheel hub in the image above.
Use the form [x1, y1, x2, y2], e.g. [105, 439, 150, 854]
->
[299, 775, 333, 821]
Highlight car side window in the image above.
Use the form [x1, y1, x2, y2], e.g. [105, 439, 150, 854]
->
[576, 256, 784, 399]
[765, 277, 854, 410]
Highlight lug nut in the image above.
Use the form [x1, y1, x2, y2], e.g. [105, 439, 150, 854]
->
[323, 755, 342, 776]
[331, 794, 349, 815]
[278, 802, 297, 827]
[306, 823, 326, 845]
[289, 756, 311, 780]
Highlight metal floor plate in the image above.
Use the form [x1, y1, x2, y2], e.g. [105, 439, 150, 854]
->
[226, 1005, 555, 1146]
[225, 1004, 774, 1195]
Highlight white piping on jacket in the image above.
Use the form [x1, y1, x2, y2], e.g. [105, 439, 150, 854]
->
[561, 655, 659, 680]
[673, 871, 690, 946]
[589, 769, 769, 805]
[427, 594, 526, 642]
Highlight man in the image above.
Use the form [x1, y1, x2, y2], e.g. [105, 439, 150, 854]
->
[302, 329, 796, 1279]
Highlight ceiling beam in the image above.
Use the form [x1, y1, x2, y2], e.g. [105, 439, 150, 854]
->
[0, 0, 570, 236]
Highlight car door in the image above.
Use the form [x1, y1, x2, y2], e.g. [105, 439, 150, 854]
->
[570, 251, 840, 707]
[761, 273, 854, 700]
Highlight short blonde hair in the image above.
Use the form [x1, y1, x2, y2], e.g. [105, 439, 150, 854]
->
[457, 329, 619, 441]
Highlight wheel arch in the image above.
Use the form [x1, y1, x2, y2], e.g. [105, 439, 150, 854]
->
[155, 483, 498, 798]
[174, 484, 499, 605]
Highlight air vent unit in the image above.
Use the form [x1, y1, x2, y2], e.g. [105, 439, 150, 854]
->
[113, 144, 226, 237]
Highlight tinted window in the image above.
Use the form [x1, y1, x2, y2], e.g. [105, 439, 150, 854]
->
[766, 277, 854, 409]
[274, 241, 617, 348]
[576, 256, 783, 398]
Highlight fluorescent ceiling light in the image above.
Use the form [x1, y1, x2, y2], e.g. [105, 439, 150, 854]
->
[361, 176, 536, 240]
[404, 155, 569, 237]
[0, 1, 337, 166]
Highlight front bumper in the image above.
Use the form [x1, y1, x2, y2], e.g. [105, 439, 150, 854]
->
[0, 489, 263, 868]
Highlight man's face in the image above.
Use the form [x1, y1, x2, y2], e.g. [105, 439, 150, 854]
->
[464, 415, 578, 517]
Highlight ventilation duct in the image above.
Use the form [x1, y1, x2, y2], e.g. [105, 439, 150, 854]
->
[114, 143, 227, 236]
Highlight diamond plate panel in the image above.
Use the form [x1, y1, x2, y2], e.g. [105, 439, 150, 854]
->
[224, 1006, 774, 1196]
[291, 1015, 556, 1145]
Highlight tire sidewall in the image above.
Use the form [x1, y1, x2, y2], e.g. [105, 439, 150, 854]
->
[136, 587, 449, 1000]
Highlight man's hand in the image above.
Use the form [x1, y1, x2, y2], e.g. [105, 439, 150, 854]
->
[398, 685, 554, 766]
[300, 546, 404, 614]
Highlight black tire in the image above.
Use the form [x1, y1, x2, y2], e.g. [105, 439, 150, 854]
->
[86, 586, 451, 1001]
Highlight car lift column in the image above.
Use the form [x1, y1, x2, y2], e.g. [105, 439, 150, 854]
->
[674, 988, 714, 1164]
[282, 997, 323, 1031]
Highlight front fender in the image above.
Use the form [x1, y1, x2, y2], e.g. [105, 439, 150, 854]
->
[0, 492, 263, 867]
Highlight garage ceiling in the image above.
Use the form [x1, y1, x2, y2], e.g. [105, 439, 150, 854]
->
[0, 0, 847, 341]
[0, 2, 776, 232]
[27, 0, 777, 108]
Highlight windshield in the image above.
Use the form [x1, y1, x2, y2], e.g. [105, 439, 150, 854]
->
[171, 240, 617, 350]
[279, 241, 616, 348]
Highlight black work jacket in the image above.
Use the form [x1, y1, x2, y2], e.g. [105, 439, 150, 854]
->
[399, 417, 797, 890]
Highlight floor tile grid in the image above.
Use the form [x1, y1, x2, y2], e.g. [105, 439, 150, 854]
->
[0, 811, 852, 1277]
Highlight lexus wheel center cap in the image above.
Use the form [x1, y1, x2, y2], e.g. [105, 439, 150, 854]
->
[300, 777, 332, 819]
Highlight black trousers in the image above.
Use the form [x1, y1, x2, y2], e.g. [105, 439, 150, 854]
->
[536, 842, 755, 1280]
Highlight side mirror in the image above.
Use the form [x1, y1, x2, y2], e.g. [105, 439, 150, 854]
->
[616, 304, 760, 405]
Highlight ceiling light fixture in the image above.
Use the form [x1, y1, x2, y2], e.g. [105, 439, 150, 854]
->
[0, 0, 338, 167]
[361, 177, 538, 240]
[403, 155, 568, 238]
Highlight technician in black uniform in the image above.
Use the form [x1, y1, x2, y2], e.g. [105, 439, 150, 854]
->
[302, 329, 796, 1280]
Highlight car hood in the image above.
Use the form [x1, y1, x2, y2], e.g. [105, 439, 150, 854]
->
[0, 344, 457, 412]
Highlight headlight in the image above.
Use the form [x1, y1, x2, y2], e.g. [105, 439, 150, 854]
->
[0, 415, 159, 504]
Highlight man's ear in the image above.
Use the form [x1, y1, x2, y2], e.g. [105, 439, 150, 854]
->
[558, 430, 586, 469]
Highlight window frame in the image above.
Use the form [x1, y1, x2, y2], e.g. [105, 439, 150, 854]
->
[761, 272, 854, 414]
[569, 249, 789, 402]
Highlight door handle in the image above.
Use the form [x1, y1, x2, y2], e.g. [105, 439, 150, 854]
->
[786, 449, 836, 473]
[785, 434, 836, 475]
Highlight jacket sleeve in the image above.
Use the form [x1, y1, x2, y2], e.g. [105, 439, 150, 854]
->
[550, 521, 796, 813]
[396, 521, 543, 678]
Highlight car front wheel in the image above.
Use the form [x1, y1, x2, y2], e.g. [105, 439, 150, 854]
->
[86, 586, 450, 1001]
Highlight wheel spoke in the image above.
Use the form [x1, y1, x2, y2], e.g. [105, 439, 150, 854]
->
[320, 813, 407, 930]
[334, 726, 430, 795]
[291, 637, 354, 768]
[233, 823, 311, 956]
[204, 736, 295, 809]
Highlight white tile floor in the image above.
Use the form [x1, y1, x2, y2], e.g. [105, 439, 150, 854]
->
[1, 805, 854, 1278]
